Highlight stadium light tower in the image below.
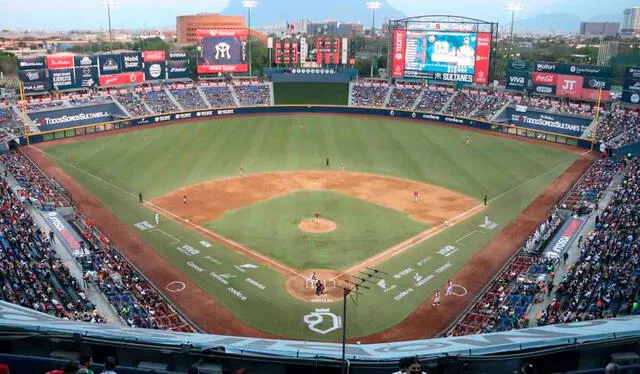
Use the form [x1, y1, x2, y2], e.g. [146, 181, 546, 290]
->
[366, 1, 382, 78]
[242, 0, 258, 76]
[101, 0, 118, 44]
[505, 1, 524, 57]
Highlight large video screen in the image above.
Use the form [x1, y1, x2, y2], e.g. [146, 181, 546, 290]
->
[405, 31, 476, 76]
[391, 27, 491, 84]
[197, 29, 248, 74]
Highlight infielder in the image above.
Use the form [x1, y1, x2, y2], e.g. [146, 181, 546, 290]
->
[155, 213, 160, 226]
[340, 162, 345, 172]
[240, 166, 244, 177]
[445, 280, 453, 296]
[432, 290, 441, 306]
[413, 190, 420, 202]
[183, 194, 188, 204]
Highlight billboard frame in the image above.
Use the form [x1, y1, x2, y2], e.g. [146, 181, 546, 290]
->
[387, 15, 498, 84]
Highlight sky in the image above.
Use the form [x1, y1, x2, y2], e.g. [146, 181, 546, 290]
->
[0, 0, 633, 31]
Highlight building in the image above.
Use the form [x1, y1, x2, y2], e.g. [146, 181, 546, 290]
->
[306, 22, 363, 37]
[579, 22, 620, 37]
[622, 7, 640, 36]
[176, 13, 265, 45]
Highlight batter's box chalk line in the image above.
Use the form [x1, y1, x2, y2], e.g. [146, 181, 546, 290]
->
[165, 281, 186, 293]
[305, 279, 337, 288]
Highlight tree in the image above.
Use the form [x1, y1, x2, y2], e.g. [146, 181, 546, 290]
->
[0, 51, 17, 77]
[355, 57, 372, 77]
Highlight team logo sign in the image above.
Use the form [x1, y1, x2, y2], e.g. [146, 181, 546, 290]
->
[215, 42, 231, 60]
[303, 309, 342, 335]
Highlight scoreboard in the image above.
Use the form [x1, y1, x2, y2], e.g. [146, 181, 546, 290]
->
[274, 38, 299, 65]
[316, 37, 341, 65]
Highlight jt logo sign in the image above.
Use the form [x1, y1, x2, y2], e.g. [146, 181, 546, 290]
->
[562, 80, 577, 90]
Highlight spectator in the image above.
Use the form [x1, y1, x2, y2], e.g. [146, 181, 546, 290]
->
[234, 83, 271, 106]
[605, 362, 620, 374]
[0, 363, 9, 374]
[46, 359, 80, 374]
[443, 90, 486, 117]
[79, 351, 94, 374]
[386, 85, 421, 109]
[170, 87, 208, 110]
[113, 93, 150, 117]
[351, 82, 389, 107]
[414, 89, 453, 113]
[201, 85, 237, 108]
[102, 357, 117, 374]
[140, 89, 178, 114]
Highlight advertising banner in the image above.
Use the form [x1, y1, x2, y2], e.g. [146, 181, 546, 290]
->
[404, 31, 477, 79]
[19, 69, 49, 93]
[275, 40, 282, 64]
[581, 88, 610, 101]
[168, 50, 188, 60]
[581, 76, 611, 90]
[49, 68, 76, 90]
[74, 55, 97, 67]
[332, 38, 341, 64]
[508, 110, 589, 137]
[505, 69, 529, 90]
[624, 67, 640, 79]
[391, 30, 406, 78]
[533, 84, 556, 95]
[196, 28, 248, 74]
[98, 71, 144, 87]
[623, 78, 640, 92]
[166, 60, 189, 79]
[316, 38, 323, 64]
[509, 59, 529, 71]
[535, 62, 611, 77]
[144, 61, 167, 80]
[28, 103, 124, 131]
[341, 38, 348, 65]
[622, 90, 640, 104]
[556, 74, 584, 99]
[142, 50, 167, 62]
[532, 72, 557, 86]
[474, 32, 491, 85]
[18, 56, 46, 70]
[46, 55, 74, 70]
[121, 52, 143, 72]
[534, 61, 558, 73]
[98, 54, 122, 75]
[74, 66, 98, 88]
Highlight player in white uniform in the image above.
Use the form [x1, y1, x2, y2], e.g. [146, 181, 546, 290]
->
[445, 280, 453, 296]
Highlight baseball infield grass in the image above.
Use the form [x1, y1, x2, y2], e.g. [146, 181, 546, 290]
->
[208, 190, 428, 270]
[42, 114, 580, 339]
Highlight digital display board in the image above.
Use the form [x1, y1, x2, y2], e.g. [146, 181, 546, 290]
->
[197, 29, 248, 74]
[391, 26, 492, 84]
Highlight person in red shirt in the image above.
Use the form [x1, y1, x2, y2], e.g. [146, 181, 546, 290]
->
[183, 194, 187, 204]
[413, 190, 420, 202]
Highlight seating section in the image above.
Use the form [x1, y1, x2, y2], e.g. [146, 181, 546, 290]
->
[474, 95, 510, 120]
[537, 159, 640, 326]
[443, 91, 486, 117]
[561, 158, 621, 215]
[414, 90, 453, 113]
[140, 89, 178, 114]
[386, 87, 421, 109]
[0, 106, 24, 136]
[169, 88, 207, 110]
[113, 93, 150, 117]
[235, 84, 271, 106]
[0, 177, 106, 323]
[1, 153, 70, 210]
[596, 110, 640, 147]
[201, 85, 237, 108]
[351, 83, 389, 107]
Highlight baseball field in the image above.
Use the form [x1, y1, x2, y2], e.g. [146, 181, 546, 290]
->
[24, 114, 593, 341]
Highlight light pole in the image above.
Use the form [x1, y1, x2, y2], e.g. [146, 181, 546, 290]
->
[366, 1, 381, 78]
[101, 0, 118, 44]
[505, 1, 523, 58]
[242, 0, 258, 76]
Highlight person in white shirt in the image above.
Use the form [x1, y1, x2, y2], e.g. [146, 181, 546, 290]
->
[102, 357, 118, 374]
[155, 213, 160, 225]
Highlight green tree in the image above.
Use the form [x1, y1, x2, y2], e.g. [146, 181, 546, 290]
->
[0, 51, 17, 77]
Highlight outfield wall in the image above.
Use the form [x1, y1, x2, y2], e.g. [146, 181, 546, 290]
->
[23, 105, 595, 149]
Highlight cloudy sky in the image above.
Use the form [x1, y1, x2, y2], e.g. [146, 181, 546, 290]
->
[0, 0, 632, 31]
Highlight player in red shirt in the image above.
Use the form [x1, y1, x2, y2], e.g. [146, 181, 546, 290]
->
[413, 190, 420, 202]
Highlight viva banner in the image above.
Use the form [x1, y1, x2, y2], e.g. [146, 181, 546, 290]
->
[391, 30, 406, 78]
[197, 29, 248, 73]
[473, 32, 491, 84]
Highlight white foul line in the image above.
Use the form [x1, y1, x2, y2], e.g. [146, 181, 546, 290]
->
[31, 146, 308, 280]
[150, 228, 181, 245]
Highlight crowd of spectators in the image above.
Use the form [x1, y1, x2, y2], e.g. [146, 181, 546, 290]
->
[595, 110, 640, 146]
[67, 95, 112, 107]
[351, 83, 390, 107]
[537, 158, 640, 326]
[562, 158, 621, 215]
[234, 84, 271, 106]
[414, 89, 453, 113]
[0, 175, 106, 324]
[0, 106, 24, 135]
[1, 152, 70, 209]
[201, 85, 237, 108]
[140, 89, 178, 114]
[73, 213, 193, 331]
[474, 95, 511, 120]
[443, 91, 487, 117]
[386, 86, 422, 109]
[170, 87, 208, 110]
[26, 101, 65, 111]
[113, 93, 149, 117]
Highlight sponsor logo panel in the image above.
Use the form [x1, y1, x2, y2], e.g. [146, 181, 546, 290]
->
[17, 56, 46, 70]
[391, 30, 406, 78]
[121, 52, 143, 72]
[142, 50, 166, 62]
[98, 54, 122, 75]
[555, 74, 584, 99]
[49, 68, 76, 90]
[46, 55, 74, 69]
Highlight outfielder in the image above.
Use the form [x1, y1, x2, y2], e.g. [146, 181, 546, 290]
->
[340, 162, 345, 172]
[183, 194, 188, 204]
[240, 166, 244, 177]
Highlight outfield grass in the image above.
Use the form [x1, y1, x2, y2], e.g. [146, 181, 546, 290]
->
[209, 190, 427, 270]
[42, 115, 580, 339]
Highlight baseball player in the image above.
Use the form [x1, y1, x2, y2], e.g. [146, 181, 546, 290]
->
[432, 290, 441, 306]
[183, 194, 188, 204]
[445, 280, 453, 296]
[240, 166, 244, 177]
[413, 190, 420, 202]
[465, 136, 471, 145]
[155, 213, 160, 226]
[326, 158, 330, 167]
[340, 162, 345, 172]
[138, 192, 143, 204]
[483, 194, 488, 206]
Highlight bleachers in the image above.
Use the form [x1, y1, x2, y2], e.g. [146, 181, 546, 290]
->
[113, 92, 150, 117]
[414, 89, 453, 113]
[386, 85, 421, 109]
[234, 84, 271, 106]
[139, 89, 178, 114]
[351, 82, 389, 107]
[201, 85, 237, 108]
[169, 87, 207, 110]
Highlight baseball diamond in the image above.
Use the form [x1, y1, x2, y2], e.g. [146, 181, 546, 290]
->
[23, 113, 589, 341]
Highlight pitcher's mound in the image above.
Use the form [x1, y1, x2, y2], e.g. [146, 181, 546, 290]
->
[298, 218, 337, 233]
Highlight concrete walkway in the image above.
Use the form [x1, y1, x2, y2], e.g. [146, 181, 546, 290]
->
[0, 164, 123, 325]
[528, 172, 624, 323]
